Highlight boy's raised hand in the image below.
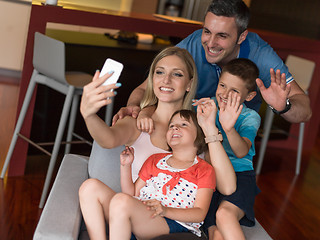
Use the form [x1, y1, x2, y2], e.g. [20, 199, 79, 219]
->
[219, 92, 242, 133]
[120, 146, 135, 166]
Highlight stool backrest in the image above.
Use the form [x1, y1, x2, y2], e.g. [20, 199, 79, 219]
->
[33, 32, 67, 84]
[285, 55, 315, 93]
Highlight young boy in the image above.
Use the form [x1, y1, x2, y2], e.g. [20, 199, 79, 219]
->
[195, 58, 261, 240]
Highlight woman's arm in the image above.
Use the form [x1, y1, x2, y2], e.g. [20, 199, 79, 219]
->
[80, 71, 139, 148]
[83, 115, 139, 149]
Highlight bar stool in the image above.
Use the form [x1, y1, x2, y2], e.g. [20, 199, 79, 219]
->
[0, 32, 113, 208]
[256, 55, 315, 175]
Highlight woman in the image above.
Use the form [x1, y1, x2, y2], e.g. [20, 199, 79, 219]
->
[79, 47, 198, 239]
[78, 47, 236, 239]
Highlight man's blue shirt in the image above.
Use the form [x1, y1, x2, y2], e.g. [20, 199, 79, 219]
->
[177, 29, 293, 112]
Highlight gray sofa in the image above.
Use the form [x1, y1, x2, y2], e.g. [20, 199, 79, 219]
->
[34, 141, 272, 240]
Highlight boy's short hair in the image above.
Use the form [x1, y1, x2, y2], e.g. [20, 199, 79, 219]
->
[221, 58, 259, 93]
[169, 110, 207, 155]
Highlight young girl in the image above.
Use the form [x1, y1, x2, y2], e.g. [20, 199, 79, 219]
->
[110, 107, 233, 239]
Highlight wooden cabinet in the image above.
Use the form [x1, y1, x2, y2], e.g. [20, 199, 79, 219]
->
[132, 0, 158, 14]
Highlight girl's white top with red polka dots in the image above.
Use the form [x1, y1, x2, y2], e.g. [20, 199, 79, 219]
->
[138, 153, 216, 236]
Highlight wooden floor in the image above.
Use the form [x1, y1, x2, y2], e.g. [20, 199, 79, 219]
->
[0, 79, 320, 240]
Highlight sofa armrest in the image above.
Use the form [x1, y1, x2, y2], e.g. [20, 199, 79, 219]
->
[34, 154, 89, 240]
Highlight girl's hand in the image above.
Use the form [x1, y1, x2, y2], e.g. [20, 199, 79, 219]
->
[136, 106, 156, 134]
[143, 199, 166, 218]
[194, 98, 218, 135]
[80, 70, 121, 120]
[120, 146, 134, 166]
[219, 92, 242, 132]
[137, 114, 154, 134]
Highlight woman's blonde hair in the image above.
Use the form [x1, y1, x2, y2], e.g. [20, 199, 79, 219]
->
[140, 47, 198, 110]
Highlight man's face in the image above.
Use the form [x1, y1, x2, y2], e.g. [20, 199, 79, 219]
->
[201, 12, 246, 66]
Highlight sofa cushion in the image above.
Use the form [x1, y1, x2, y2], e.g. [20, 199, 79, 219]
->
[86, 142, 272, 240]
[88, 142, 124, 192]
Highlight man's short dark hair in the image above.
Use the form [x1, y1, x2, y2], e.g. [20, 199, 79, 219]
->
[206, 0, 250, 36]
[221, 58, 259, 93]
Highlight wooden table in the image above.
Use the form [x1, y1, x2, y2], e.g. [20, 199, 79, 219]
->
[8, 1, 202, 176]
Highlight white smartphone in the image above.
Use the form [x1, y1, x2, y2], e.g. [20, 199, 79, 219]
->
[99, 58, 124, 86]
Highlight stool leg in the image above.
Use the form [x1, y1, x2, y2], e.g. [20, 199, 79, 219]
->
[105, 96, 114, 126]
[256, 107, 274, 175]
[39, 86, 75, 208]
[296, 122, 305, 175]
[65, 94, 79, 154]
[0, 72, 37, 178]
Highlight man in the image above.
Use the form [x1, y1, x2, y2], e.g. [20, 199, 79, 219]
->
[113, 0, 311, 125]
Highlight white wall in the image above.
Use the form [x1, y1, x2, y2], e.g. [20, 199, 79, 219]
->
[0, 1, 31, 71]
[0, 0, 135, 72]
